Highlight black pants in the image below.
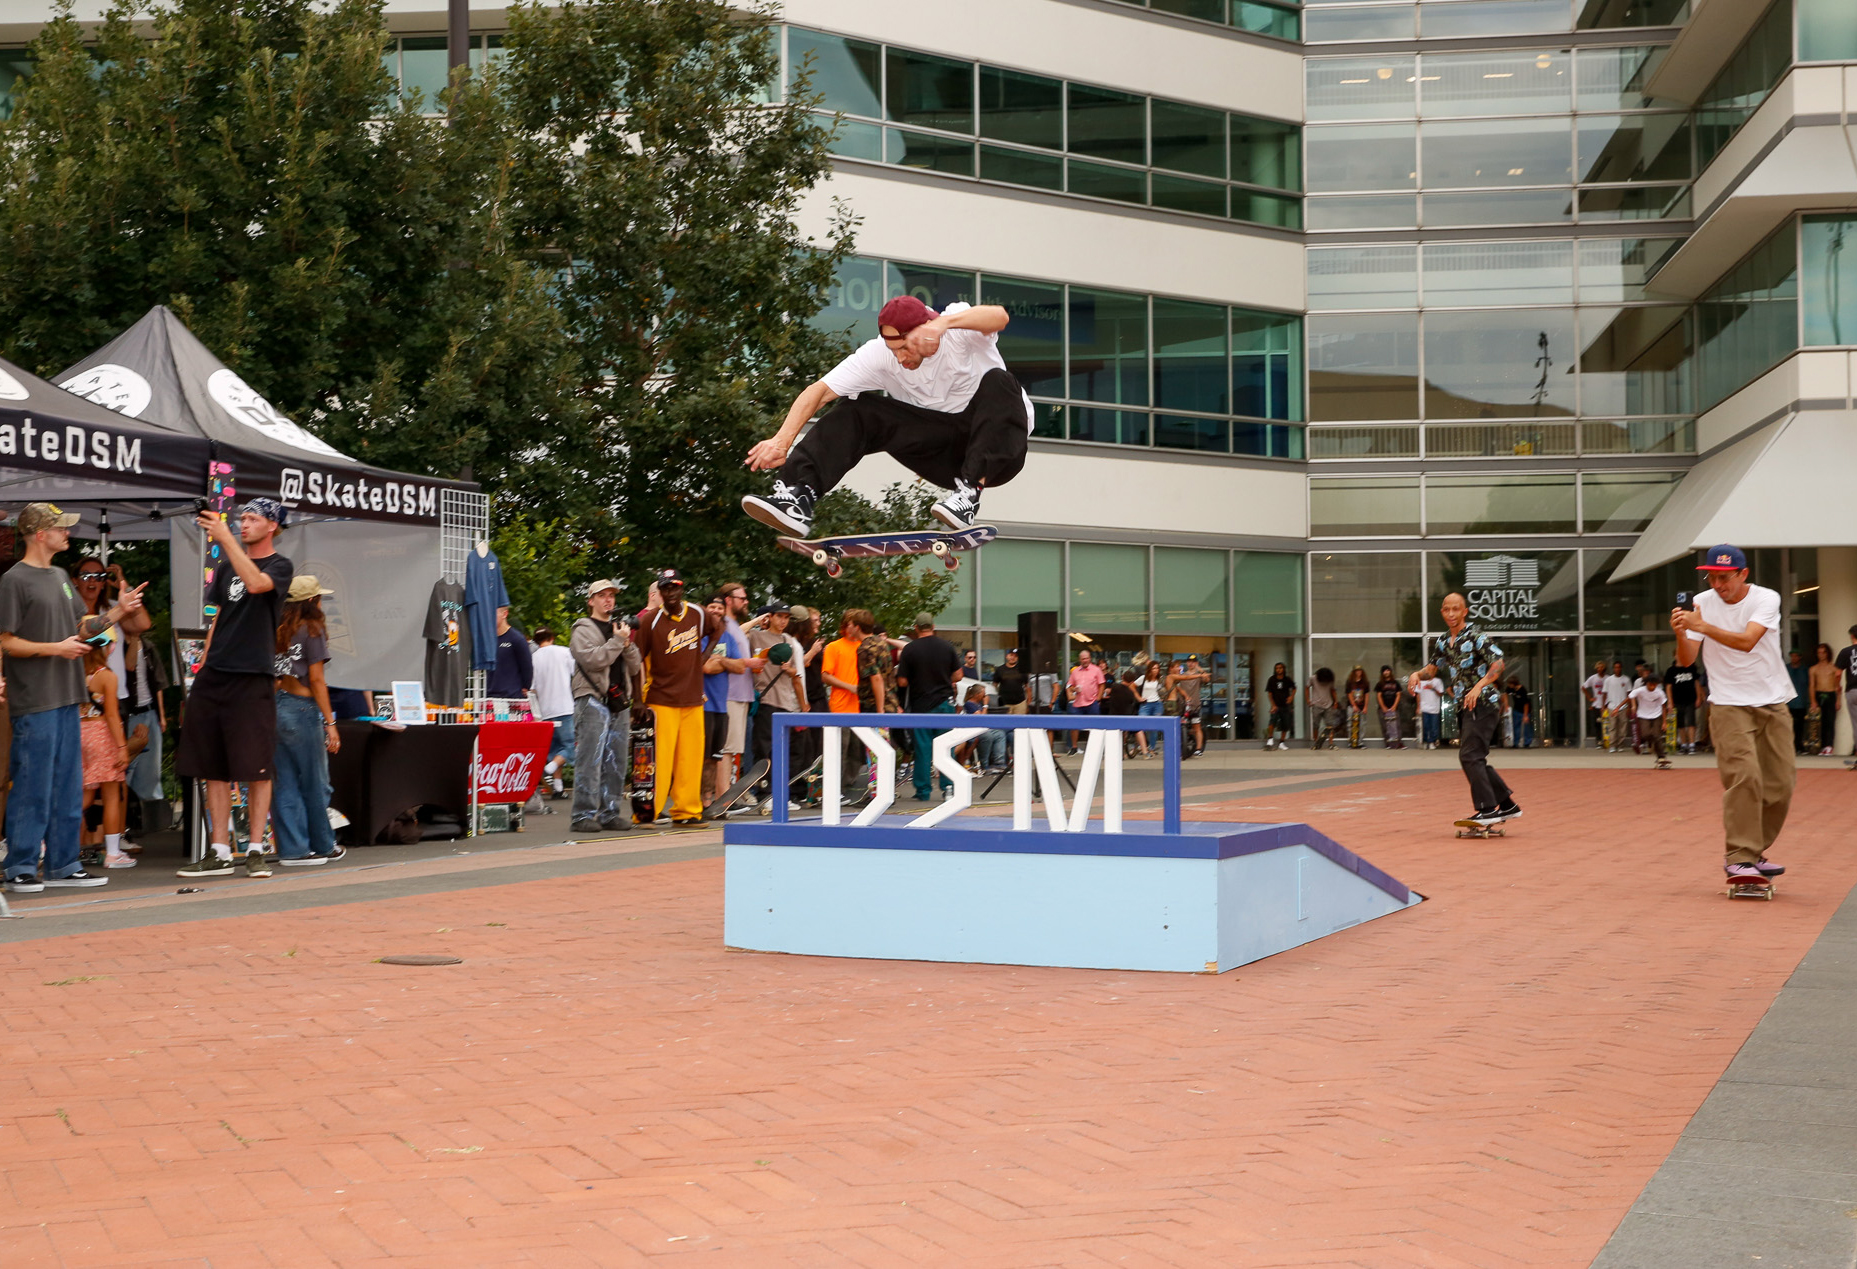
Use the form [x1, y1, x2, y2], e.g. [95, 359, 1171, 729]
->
[750, 705, 813, 799]
[785, 367, 1030, 495]
[1457, 702, 1513, 814]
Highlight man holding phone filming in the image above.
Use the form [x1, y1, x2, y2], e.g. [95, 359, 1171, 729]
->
[0, 502, 146, 892]
[1672, 544, 1795, 884]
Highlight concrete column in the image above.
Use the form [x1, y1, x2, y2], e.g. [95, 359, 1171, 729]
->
[1819, 547, 1857, 754]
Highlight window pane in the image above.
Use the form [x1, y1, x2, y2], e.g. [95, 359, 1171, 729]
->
[1577, 186, 1691, 221]
[1582, 471, 1681, 533]
[1231, 117, 1300, 192]
[1307, 194, 1419, 230]
[1799, 0, 1857, 60]
[1802, 215, 1857, 345]
[1155, 415, 1231, 452]
[1311, 552, 1423, 633]
[978, 66, 1062, 149]
[1306, 7, 1418, 43]
[1424, 190, 1573, 226]
[1235, 552, 1304, 634]
[979, 144, 1063, 189]
[1152, 99, 1225, 178]
[1422, 240, 1574, 306]
[1235, 422, 1302, 458]
[1421, 117, 1572, 188]
[886, 129, 974, 176]
[812, 255, 884, 343]
[982, 276, 1066, 398]
[1576, 113, 1692, 184]
[1422, 309, 1577, 418]
[1581, 418, 1694, 454]
[885, 261, 976, 312]
[1578, 305, 1692, 415]
[1419, 0, 1574, 38]
[1426, 421, 1577, 457]
[0, 51, 32, 120]
[1153, 299, 1228, 415]
[1032, 401, 1064, 439]
[1307, 124, 1417, 191]
[1428, 550, 1580, 632]
[1577, 237, 1684, 301]
[399, 37, 450, 110]
[1309, 424, 1421, 458]
[1067, 159, 1146, 204]
[1155, 548, 1228, 633]
[1306, 56, 1417, 121]
[1233, 1, 1301, 39]
[1574, 46, 1674, 110]
[928, 551, 976, 628]
[1068, 407, 1150, 446]
[1311, 476, 1421, 536]
[788, 28, 880, 118]
[1069, 288, 1149, 406]
[1695, 222, 1799, 410]
[1233, 191, 1304, 229]
[1233, 311, 1303, 420]
[1309, 246, 1419, 310]
[821, 116, 883, 160]
[1419, 49, 1571, 118]
[1425, 473, 1576, 535]
[1070, 544, 1148, 631]
[981, 540, 1062, 629]
[1309, 313, 1421, 421]
[1068, 83, 1145, 165]
[1583, 549, 1692, 632]
[885, 49, 972, 133]
[1151, 174, 1227, 216]
[1152, 0, 1225, 17]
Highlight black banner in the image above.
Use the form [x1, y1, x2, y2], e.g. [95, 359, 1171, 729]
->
[0, 405, 213, 493]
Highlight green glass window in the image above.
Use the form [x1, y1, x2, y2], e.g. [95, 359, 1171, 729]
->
[1069, 288, 1149, 406]
[1428, 551, 1579, 633]
[1154, 548, 1228, 633]
[1577, 186, 1691, 221]
[1311, 476, 1421, 537]
[983, 276, 1066, 398]
[886, 262, 976, 313]
[1422, 241, 1574, 307]
[1151, 175, 1227, 217]
[1235, 552, 1305, 634]
[886, 130, 974, 176]
[1577, 305, 1692, 417]
[1231, 117, 1301, 192]
[1583, 549, 1692, 631]
[1070, 544, 1148, 631]
[1422, 309, 1578, 419]
[1309, 313, 1420, 422]
[1155, 415, 1230, 453]
[1067, 159, 1146, 204]
[1153, 299, 1228, 416]
[1233, 2, 1301, 40]
[980, 145, 1063, 190]
[930, 551, 976, 627]
[1305, 56, 1417, 122]
[822, 117, 883, 161]
[1068, 83, 1145, 166]
[1068, 408, 1150, 446]
[885, 49, 973, 133]
[978, 66, 1062, 150]
[1233, 311, 1302, 421]
[1802, 215, 1857, 345]
[0, 51, 32, 120]
[980, 540, 1062, 629]
[1694, 222, 1798, 410]
[812, 256, 885, 342]
[397, 37, 451, 110]
[1419, 50, 1571, 118]
[789, 28, 881, 119]
[1799, 0, 1857, 59]
[1309, 246, 1419, 311]
[1151, 100, 1225, 179]
[1425, 473, 1577, 535]
[1233, 191, 1303, 230]
[1581, 471, 1682, 534]
[1695, 0, 1791, 168]
[1310, 552, 1422, 634]
[1151, 0, 1225, 19]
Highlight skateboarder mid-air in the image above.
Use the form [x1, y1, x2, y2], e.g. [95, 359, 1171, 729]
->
[1408, 592, 1523, 830]
[743, 295, 1032, 536]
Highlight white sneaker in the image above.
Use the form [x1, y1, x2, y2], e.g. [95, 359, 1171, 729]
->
[104, 853, 137, 869]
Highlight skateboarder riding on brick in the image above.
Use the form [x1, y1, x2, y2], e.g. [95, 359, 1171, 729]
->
[1409, 592, 1523, 831]
[743, 295, 1032, 536]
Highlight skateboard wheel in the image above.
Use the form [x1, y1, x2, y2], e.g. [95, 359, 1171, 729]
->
[931, 540, 949, 557]
[811, 549, 828, 566]
[943, 554, 959, 572]
[824, 560, 843, 579]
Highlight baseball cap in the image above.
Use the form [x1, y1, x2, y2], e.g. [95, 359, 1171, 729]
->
[913, 611, 936, 630]
[1697, 544, 1748, 572]
[760, 600, 791, 615]
[286, 574, 335, 601]
[588, 578, 618, 596]
[654, 568, 685, 587]
[16, 503, 79, 533]
[878, 296, 938, 335]
[788, 604, 812, 622]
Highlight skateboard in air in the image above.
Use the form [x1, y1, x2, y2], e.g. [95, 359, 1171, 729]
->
[1454, 818, 1505, 839]
[1725, 872, 1775, 901]
[777, 524, 998, 579]
[704, 759, 771, 820]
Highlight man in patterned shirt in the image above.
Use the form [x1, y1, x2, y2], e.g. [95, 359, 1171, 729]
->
[1408, 592, 1522, 828]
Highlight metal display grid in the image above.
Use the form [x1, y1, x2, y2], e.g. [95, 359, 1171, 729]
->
[441, 487, 491, 702]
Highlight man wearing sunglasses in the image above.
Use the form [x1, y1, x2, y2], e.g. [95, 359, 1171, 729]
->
[743, 295, 1031, 537]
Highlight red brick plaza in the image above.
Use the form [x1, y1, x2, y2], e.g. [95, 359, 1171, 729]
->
[1, 766, 1848, 1267]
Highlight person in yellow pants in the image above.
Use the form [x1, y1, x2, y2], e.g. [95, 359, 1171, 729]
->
[636, 569, 718, 825]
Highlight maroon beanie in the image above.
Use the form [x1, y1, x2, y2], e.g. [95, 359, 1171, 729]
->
[877, 296, 939, 335]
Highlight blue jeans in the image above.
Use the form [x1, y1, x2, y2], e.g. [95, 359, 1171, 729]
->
[912, 700, 956, 798]
[975, 729, 1008, 769]
[1422, 712, 1440, 745]
[545, 713, 574, 765]
[6, 704, 84, 879]
[572, 696, 629, 824]
[124, 705, 164, 801]
[272, 692, 336, 859]
[1138, 700, 1163, 745]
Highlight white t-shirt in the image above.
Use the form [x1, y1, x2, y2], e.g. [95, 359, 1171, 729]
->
[1416, 679, 1445, 715]
[1140, 677, 1163, 703]
[1603, 674, 1631, 708]
[1628, 684, 1666, 720]
[531, 642, 575, 720]
[822, 302, 1035, 431]
[1583, 673, 1605, 708]
[1690, 583, 1794, 707]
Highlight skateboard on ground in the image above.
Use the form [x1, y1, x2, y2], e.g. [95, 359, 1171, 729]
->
[757, 753, 825, 814]
[629, 711, 656, 824]
[1725, 873, 1775, 900]
[776, 524, 998, 579]
[1454, 818, 1505, 839]
[1653, 755, 1672, 769]
[705, 759, 770, 820]
[1806, 708, 1822, 752]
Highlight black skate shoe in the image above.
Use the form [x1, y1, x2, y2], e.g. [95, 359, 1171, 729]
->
[931, 479, 982, 530]
[742, 480, 817, 535]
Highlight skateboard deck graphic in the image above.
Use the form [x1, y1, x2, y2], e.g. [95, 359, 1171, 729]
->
[629, 712, 656, 823]
[777, 524, 998, 578]
[705, 760, 771, 820]
[1453, 818, 1505, 839]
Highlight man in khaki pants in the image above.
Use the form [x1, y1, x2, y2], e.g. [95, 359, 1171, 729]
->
[1672, 544, 1796, 884]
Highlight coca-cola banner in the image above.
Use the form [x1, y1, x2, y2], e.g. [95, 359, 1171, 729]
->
[475, 721, 554, 804]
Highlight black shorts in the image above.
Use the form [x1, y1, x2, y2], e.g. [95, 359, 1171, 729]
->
[1269, 706, 1292, 730]
[704, 709, 728, 761]
[174, 668, 278, 782]
[1675, 702, 1696, 728]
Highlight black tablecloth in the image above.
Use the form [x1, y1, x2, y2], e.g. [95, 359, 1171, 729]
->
[329, 722, 481, 844]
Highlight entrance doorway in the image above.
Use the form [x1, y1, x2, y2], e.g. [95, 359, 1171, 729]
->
[1495, 636, 1581, 747]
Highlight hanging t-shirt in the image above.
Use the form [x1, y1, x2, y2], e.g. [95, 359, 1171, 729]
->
[1628, 683, 1666, 719]
[821, 302, 1035, 431]
[463, 547, 510, 671]
[1690, 584, 1794, 707]
[204, 554, 294, 677]
[531, 643, 574, 719]
[0, 563, 87, 716]
[274, 628, 329, 680]
[423, 578, 471, 707]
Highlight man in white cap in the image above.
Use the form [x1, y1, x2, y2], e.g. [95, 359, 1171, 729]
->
[569, 579, 641, 834]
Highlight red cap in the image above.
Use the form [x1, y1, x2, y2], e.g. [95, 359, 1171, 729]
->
[878, 296, 938, 336]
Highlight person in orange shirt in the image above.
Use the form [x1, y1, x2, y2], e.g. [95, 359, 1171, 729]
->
[821, 608, 877, 800]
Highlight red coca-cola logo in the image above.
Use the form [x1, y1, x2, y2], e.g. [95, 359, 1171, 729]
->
[478, 752, 535, 795]
[474, 721, 553, 803]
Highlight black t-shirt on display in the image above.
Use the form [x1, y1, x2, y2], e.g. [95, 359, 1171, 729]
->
[992, 664, 1027, 706]
[205, 554, 294, 676]
[1266, 674, 1294, 708]
[897, 634, 963, 711]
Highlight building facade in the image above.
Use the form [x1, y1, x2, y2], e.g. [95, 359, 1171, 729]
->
[4, 0, 1853, 746]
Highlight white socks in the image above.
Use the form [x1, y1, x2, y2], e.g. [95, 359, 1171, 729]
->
[211, 841, 233, 861]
